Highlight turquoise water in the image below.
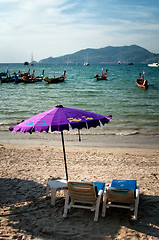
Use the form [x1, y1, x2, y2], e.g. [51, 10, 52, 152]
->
[0, 63, 159, 136]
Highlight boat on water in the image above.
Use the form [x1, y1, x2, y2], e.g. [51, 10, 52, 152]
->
[44, 71, 66, 83]
[0, 69, 44, 84]
[13, 69, 31, 83]
[22, 70, 44, 83]
[0, 71, 21, 83]
[18, 69, 30, 77]
[0, 66, 16, 83]
[136, 73, 149, 89]
[0, 75, 15, 83]
[95, 69, 108, 80]
[148, 62, 159, 67]
[0, 66, 10, 77]
[24, 61, 29, 65]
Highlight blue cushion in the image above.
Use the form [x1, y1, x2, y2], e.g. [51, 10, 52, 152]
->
[110, 179, 136, 191]
[94, 182, 105, 195]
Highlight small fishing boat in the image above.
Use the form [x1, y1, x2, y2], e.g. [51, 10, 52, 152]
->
[18, 69, 30, 77]
[136, 73, 149, 89]
[44, 71, 66, 83]
[22, 70, 44, 83]
[95, 69, 108, 80]
[0, 67, 10, 77]
[0, 75, 15, 83]
[0, 70, 21, 83]
[12, 70, 31, 83]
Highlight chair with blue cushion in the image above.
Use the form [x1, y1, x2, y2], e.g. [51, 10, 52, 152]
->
[63, 181, 105, 221]
[102, 179, 139, 220]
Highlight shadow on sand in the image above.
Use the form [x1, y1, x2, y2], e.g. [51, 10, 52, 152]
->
[0, 178, 159, 239]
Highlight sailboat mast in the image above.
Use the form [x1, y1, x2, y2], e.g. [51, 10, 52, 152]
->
[30, 52, 34, 66]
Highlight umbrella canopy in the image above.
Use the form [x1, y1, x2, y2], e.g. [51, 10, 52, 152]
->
[9, 105, 112, 180]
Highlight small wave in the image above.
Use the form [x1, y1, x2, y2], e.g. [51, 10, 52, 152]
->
[115, 131, 139, 136]
[49, 130, 140, 136]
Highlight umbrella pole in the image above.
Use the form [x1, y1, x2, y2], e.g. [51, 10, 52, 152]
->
[61, 131, 68, 181]
[78, 129, 81, 141]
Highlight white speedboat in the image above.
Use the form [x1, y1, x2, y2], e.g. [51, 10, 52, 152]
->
[148, 62, 159, 67]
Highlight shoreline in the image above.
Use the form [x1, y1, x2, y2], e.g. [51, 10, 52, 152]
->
[0, 130, 159, 149]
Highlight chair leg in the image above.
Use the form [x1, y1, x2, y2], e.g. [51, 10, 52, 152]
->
[94, 190, 103, 221]
[63, 190, 69, 218]
[133, 201, 138, 220]
[102, 189, 107, 217]
[51, 188, 57, 206]
[46, 184, 49, 197]
[133, 187, 140, 220]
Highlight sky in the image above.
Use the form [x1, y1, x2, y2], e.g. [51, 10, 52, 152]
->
[0, 0, 159, 63]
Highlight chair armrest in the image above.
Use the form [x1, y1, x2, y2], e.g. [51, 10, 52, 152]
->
[136, 186, 140, 196]
[136, 186, 140, 202]
[98, 189, 103, 197]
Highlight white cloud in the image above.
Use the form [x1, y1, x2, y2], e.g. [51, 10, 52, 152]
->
[0, 0, 158, 62]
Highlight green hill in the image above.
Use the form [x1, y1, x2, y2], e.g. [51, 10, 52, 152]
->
[39, 45, 159, 64]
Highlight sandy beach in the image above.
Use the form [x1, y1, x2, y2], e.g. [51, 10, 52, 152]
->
[0, 132, 159, 240]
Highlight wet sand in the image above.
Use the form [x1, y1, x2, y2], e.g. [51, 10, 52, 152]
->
[0, 130, 159, 149]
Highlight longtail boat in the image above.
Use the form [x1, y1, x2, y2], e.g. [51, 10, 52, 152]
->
[136, 73, 149, 89]
[95, 69, 108, 80]
[44, 71, 66, 83]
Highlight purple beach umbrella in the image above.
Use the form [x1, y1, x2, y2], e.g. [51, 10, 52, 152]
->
[9, 105, 112, 180]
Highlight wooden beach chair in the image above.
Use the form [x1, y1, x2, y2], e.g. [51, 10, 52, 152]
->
[63, 181, 105, 221]
[102, 179, 139, 220]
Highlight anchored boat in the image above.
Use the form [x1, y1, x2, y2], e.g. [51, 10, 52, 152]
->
[136, 73, 149, 89]
[44, 71, 66, 83]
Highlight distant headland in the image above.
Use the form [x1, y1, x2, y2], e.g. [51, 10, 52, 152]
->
[39, 45, 159, 64]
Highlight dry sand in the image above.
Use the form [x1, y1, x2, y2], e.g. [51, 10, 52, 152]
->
[0, 132, 159, 240]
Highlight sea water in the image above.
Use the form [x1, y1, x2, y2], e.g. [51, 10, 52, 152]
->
[0, 63, 159, 136]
